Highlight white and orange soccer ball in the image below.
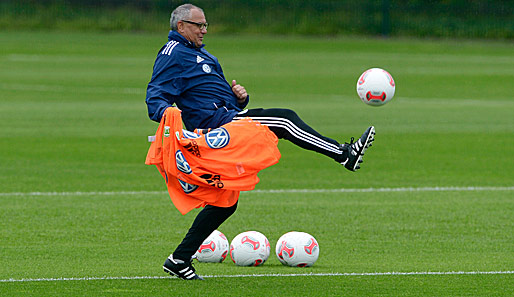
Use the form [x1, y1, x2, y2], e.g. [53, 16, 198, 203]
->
[356, 68, 396, 106]
[229, 231, 270, 266]
[275, 231, 319, 267]
[194, 230, 229, 263]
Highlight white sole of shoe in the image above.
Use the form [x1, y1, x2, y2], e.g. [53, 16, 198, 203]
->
[352, 126, 375, 171]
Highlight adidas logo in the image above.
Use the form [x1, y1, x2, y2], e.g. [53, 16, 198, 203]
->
[196, 55, 204, 63]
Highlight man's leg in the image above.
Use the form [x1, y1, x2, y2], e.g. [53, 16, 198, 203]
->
[233, 108, 375, 171]
[173, 202, 238, 261]
[234, 108, 343, 160]
[163, 202, 238, 280]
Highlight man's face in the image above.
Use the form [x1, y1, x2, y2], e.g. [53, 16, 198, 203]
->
[178, 9, 207, 48]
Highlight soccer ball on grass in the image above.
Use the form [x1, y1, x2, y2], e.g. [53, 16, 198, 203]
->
[194, 230, 229, 263]
[275, 231, 319, 267]
[229, 231, 270, 266]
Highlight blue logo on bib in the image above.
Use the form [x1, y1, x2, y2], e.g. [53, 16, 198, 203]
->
[182, 130, 201, 139]
[175, 150, 192, 174]
[178, 179, 198, 194]
[205, 127, 230, 149]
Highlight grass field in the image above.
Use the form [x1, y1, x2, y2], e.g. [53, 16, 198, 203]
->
[0, 31, 513, 296]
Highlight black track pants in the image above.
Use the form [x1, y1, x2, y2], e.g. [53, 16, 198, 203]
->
[233, 108, 344, 162]
[173, 202, 238, 261]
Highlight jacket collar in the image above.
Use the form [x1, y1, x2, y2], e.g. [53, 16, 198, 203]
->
[168, 30, 205, 50]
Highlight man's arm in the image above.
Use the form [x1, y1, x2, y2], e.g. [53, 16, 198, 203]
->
[146, 93, 176, 123]
[146, 51, 184, 123]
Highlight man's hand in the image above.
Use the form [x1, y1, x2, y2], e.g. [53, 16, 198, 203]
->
[232, 80, 248, 104]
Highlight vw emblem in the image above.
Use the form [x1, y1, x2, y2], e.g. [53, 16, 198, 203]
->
[175, 150, 192, 174]
[205, 127, 230, 149]
[182, 130, 201, 139]
[178, 179, 198, 194]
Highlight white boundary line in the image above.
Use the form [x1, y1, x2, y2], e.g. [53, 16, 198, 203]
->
[0, 191, 166, 197]
[0, 186, 513, 197]
[251, 186, 514, 194]
[1, 271, 513, 283]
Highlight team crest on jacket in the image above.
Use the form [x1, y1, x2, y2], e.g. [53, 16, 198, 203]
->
[202, 64, 211, 73]
[205, 127, 230, 149]
[175, 150, 192, 174]
[178, 179, 198, 194]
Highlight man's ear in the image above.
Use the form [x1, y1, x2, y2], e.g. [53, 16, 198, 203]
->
[177, 21, 184, 33]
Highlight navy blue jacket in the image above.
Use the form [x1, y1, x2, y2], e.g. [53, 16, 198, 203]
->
[146, 31, 249, 130]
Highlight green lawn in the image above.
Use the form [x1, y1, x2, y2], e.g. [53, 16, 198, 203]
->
[0, 31, 513, 296]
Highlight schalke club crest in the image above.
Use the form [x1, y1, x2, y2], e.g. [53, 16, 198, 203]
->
[205, 127, 230, 149]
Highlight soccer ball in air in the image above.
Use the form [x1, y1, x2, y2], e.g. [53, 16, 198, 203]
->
[276, 231, 319, 267]
[229, 231, 270, 266]
[356, 68, 396, 106]
[194, 230, 229, 263]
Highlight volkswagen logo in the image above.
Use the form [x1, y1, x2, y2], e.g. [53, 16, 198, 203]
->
[205, 127, 230, 149]
[182, 130, 201, 139]
[175, 150, 192, 174]
[178, 179, 198, 194]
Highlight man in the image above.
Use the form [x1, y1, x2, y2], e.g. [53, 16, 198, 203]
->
[146, 4, 375, 280]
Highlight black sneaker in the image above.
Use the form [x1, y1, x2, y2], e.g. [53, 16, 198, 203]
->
[163, 254, 204, 280]
[340, 126, 375, 171]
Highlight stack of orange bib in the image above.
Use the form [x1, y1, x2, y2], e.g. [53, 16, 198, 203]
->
[145, 107, 281, 215]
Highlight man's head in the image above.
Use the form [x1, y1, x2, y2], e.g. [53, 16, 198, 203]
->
[170, 4, 208, 48]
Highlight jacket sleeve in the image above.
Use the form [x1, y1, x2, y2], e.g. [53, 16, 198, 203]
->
[146, 51, 184, 123]
[238, 95, 250, 109]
